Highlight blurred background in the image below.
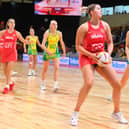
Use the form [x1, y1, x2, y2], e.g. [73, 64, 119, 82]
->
[0, 0, 129, 60]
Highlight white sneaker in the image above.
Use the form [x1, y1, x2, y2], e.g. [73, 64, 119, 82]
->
[32, 70, 36, 76]
[28, 70, 32, 76]
[53, 81, 59, 92]
[11, 71, 18, 75]
[112, 112, 128, 124]
[41, 83, 46, 90]
[71, 112, 79, 126]
[107, 95, 112, 101]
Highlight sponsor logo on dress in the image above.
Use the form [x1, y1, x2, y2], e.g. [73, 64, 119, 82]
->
[5, 36, 14, 40]
[91, 34, 103, 39]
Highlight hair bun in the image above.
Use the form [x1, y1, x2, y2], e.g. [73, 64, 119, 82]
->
[80, 6, 88, 14]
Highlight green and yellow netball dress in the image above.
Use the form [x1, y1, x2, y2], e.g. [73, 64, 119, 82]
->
[43, 30, 60, 61]
[28, 36, 38, 55]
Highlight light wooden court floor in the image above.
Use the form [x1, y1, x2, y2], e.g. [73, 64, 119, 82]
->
[0, 61, 129, 129]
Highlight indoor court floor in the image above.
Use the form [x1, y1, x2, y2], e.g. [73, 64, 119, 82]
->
[0, 61, 129, 129]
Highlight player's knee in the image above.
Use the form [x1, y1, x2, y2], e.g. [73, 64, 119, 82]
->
[29, 61, 32, 65]
[84, 79, 94, 89]
[113, 82, 121, 91]
[54, 65, 59, 71]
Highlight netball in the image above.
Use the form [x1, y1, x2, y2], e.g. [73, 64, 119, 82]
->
[97, 51, 110, 66]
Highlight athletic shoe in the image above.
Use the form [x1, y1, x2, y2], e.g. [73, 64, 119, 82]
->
[2, 85, 9, 94]
[28, 70, 32, 76]
[112, 112, 128, 124]
[32, 70, 36, 76]
[53, 81, 59, 92]
[107, 95, 112, 101]
[71, 112, 79, 126]
[11, 71, 18, 76]
[41, 83, 46, 90]
[9, 81, 15, 91]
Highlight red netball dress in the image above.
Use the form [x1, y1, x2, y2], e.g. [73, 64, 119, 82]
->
[79, 21, 107, 68]
[1, 29, 17, 63]
[0, 37, 4, 56]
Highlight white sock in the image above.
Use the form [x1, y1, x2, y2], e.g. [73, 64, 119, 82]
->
[5, 85, 9, 89]
[42, 80, 46, 85]
[114, 112, 120, 115]
[73, 111, 79, 117]
[10, 81, 13, 85]
[54, 81, 58, 86]
[9, 79, 14, 84]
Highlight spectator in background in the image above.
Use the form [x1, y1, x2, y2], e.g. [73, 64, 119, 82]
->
[119, 26, 126, 44]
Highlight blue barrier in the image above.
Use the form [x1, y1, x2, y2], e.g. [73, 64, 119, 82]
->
[23, 54, 29, 61]
[60, 57, 69, 65]
[112, 61, 127, 72]
[69, 57, 79, 65]
[37, 55, 43, 63]
[23, 54, 127, 72]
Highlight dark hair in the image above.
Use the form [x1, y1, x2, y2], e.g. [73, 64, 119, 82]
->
[87, 4, 100, 16]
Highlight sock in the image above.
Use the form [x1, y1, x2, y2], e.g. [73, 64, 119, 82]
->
[54, 81, 58, 86]
[73, 111, 79, 117]
[114, 112, 121, 115]
[42, 80, 46, 85]
[5, 84, 9, 89]
[74, 111, 79, 116]
[9, 80, 14, 85]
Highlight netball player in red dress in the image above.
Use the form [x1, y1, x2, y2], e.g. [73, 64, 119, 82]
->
[0, 18, 28, 94]
[71, 4, 128, 126]
[0, 37, 4, 77]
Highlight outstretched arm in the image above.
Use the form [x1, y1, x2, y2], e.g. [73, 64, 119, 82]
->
[23, 43, 27, 53]
[16, 31, 29, 45]
[24, 36, 29, 53]
[36, 36, 43, 48]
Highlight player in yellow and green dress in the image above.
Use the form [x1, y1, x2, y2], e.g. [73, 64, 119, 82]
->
[41, 20, 66, 91]
[24, 27, 43, 76]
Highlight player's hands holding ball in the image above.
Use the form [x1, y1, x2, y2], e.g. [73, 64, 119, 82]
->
[96, 51, 112, 67]
[89, 53, 99, 62]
